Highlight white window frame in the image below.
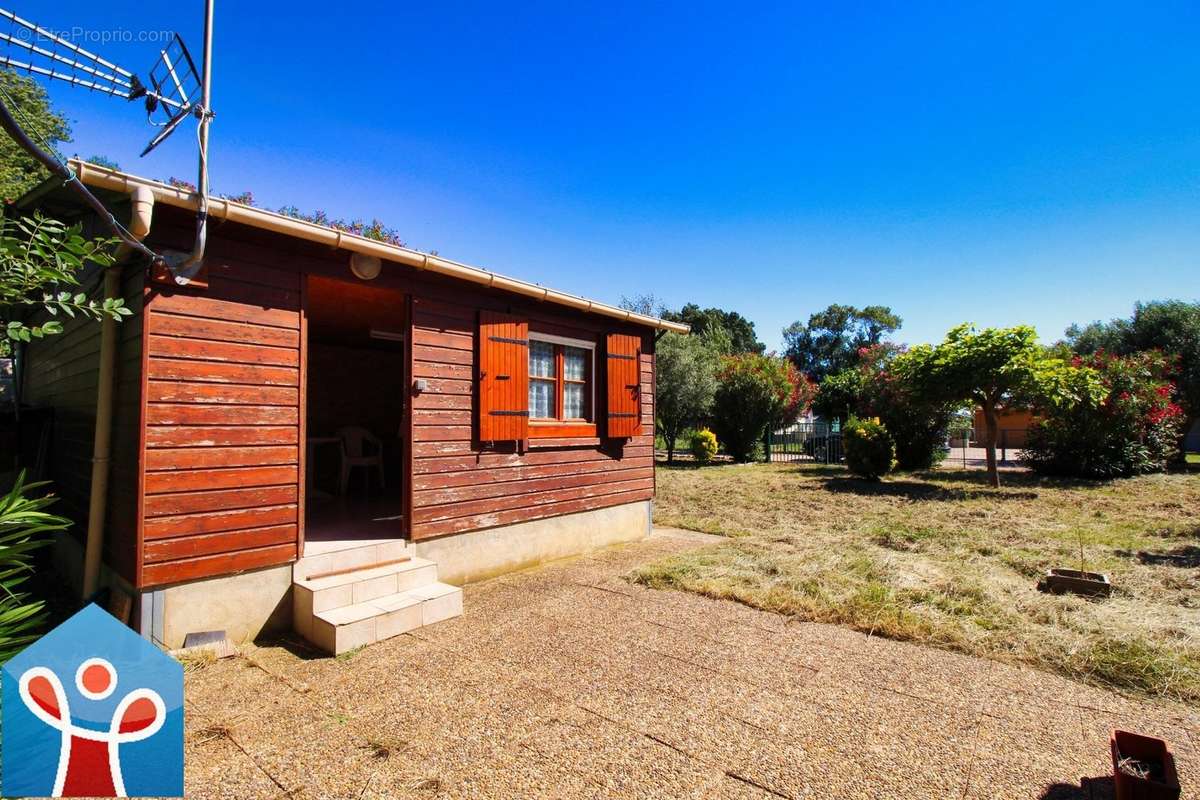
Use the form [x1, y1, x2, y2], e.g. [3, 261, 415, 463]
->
[528, 333, 596, 424]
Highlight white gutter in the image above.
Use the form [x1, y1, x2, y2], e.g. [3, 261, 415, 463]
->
[69, 160, 690, 334]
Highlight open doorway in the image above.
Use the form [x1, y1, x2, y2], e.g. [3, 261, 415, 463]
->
[304, 275, 408, 550]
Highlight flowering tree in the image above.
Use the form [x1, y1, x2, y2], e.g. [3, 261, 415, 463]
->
[711, 353, 812, 462]
[1023, 351, 1185, 477]
[1065, 300, 1200, 461]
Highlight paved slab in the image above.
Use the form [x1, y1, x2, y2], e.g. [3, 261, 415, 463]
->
[182, 529, 1197, 799]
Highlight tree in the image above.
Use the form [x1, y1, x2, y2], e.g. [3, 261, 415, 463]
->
[812, 368, 866, 425]
[813, 345, 958, 470]
[909, 324, 1074, 487]
[0, 69, 71, 202]
[711, 353, 809, 462]
[654, 331, 720, 463]
[1065, 300, 1200, 457]
[81, 154, 121, 170]
[782, 304, 902, 382]
[1, 213, 129, 355]
[865, 346, 960, 470]
[663, 303, 765, 355]
[619, 293, 669, 318]
[1023, 351, 1184, 478]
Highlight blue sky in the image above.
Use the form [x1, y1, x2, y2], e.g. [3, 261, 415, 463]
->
[11, 1, 1200, 347]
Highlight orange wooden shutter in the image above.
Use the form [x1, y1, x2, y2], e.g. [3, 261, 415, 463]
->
[478, 311, 529, 441]
[605, 333, 642, 438]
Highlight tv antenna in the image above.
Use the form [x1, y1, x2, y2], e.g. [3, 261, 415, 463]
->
[0, 3, 216, 280]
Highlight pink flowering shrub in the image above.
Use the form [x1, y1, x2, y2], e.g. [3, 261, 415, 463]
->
[712, 354, 813, 462]
[1022, 351, 1184, 478]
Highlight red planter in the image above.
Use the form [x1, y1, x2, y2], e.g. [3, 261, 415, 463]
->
[1111, 729, 1181, 800]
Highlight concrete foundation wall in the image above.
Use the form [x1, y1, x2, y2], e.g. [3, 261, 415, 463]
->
[155, 564, 294, 649]
[132, 500, 651, 648]
[414, 500, 652, 585]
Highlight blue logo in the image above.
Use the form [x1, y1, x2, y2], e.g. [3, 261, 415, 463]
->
[2, 604, 183, 797]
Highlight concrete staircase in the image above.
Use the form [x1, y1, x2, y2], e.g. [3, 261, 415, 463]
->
[292, 539, 462, 655]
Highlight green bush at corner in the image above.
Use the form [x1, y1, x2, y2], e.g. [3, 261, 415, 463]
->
[689, 428, 718, 464]
[844, 416, 895, 479]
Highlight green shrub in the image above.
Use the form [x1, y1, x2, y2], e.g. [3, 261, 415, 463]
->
[816, 345, 956, 471]
[689, 428, 718, 463]
[844, 416, 895, 479]
[712, 354, 809, 462]
[1023, 351, 1184, 478]
[0, 472, 69, 663]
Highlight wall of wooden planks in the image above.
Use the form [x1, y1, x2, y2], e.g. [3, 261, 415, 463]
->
[138, 219, 303, 587]
[410, 295, 655, 541]
[26, 204, 656, 589]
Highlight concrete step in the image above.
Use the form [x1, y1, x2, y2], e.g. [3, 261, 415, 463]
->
[294, 558, 439, 616]
[307, 583, 463, 655]
[294, 538, 412, 581]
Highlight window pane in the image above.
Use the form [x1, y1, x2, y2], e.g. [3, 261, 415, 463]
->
[564, 383, 584, 419]
[564, 347, 586, 381]
[530, 379, 554, 419]
[530, 341, 554, 378]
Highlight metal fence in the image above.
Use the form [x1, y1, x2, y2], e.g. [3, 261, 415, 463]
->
[767, 423, 1030, 468]
[946, 427, 1029, 468]
[765, 421, 844, 464]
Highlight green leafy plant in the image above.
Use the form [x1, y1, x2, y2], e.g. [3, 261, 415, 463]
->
[654, 331, 720, 463]
[815, 345, 958, 470]
[711, 353, 811, 462]
[0, 68, 71, 202]
[1066, 300, 1200, 462]
[783, 303, 902, 382]
[906, 324, 1097, 487]
[0, 472, 70, 663]
[689, 428, 719, 464]
[0, 213, 126, 351]
[843, 416, 895, 479]
[1023, 351, 1185, 478]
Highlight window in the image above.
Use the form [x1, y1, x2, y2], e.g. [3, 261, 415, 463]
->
[527, 334, 595, 427]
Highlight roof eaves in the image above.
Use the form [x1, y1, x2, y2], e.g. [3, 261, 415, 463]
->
[65, 160, 691, 334]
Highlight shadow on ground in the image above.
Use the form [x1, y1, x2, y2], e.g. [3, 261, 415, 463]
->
[818, 476, 1039, 501]
[1038, 776, 1114, 800]
[1129, 544, 1200, 568]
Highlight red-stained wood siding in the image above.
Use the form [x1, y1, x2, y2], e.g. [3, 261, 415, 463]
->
[410, 295, 655, 541]
[139, 230, 301, 587]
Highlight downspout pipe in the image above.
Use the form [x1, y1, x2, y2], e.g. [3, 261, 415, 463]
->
[81, 185, 154, 600]
[167, 0, 214, 285]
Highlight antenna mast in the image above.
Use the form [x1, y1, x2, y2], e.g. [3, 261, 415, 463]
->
[167, 0, 214, 283]
[0, 3, 217, 277]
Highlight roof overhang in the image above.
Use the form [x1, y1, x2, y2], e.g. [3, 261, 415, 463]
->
[49, 160, 690, 334]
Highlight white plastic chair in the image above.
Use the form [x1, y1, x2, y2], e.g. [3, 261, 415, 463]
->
[336, 426, 386, 496]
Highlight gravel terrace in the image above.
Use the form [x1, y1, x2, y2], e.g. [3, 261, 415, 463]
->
[183, 528, 1197, 799]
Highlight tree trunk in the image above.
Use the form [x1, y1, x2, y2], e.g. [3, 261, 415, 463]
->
[983, 401, 1000, 488]
[1172, 414, 1196, 467]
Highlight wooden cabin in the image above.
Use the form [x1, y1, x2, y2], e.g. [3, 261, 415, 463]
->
[15, 162, 685, 653]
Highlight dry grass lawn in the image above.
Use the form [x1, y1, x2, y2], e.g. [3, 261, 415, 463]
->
[635, 463, 1200, 703]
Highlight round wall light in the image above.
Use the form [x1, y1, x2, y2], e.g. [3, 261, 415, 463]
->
[350, 253, 382, 281]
